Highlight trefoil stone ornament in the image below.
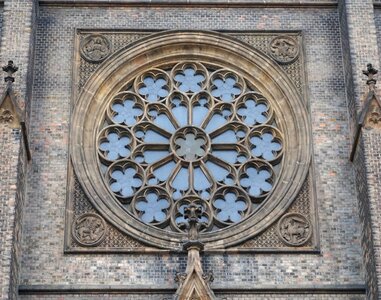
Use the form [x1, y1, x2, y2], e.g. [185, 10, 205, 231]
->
[174, 202, 216, 300]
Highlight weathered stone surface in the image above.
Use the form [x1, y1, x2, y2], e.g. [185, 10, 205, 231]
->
[20, 3, 363, 293]
[3, 0, 381, 298]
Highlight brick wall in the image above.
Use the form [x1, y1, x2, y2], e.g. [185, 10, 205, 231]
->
[19, 293, 365, 300]
[0, 1, 36, 299]
[342, 1, 381, 299]
[19, 4, 363, 297]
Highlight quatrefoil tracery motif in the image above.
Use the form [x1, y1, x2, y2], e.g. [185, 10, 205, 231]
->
[97, 62, 284, 232]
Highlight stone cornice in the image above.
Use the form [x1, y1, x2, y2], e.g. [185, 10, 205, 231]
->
[38, 0, 337, 8]
[18, 284, 366, 295]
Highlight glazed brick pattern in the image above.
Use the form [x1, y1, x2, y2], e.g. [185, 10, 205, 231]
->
[20, 5, 364, 294]
[18, 293, 365, 300]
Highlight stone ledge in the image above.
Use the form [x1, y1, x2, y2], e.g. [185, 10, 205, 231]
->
[19, 284, 366, 295]
[38, 0, 338, 8]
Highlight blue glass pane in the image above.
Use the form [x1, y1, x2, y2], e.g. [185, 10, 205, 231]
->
[205, 161, 234, 185]
[150, 161, 176, 185]
[171, 167, 189, 200]
[193, 167, 212, 199]
[138, 76, 169, 102]
[214, 192, 247, 223]
[171, 97, 188, 127]
[175, 133, 206, 161]
[192, 99, 209, 126]
[251, 133, 281, 160]
[112, 99, 143, 126]
[211, 77, 241, 102]
[174, 68, 205, 93]
[212, 130, 237, 144]
[237, 99, 268, 125]
[142, 150, 170, 164]
[240, 167, 272, 197]
[135, 129, 169, 143]
[204, 110, 231, 133]
[148, 110, 176, 133]
[110, 168, 142, 197]
[211, 150, 238, 164]
[135, 192, 169, 223]
[99, 133, 130, 160]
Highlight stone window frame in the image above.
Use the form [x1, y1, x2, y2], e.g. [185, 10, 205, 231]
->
[70, 30, 312, 250]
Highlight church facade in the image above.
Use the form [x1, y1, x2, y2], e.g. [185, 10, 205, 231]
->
[1, 0, 381, 299]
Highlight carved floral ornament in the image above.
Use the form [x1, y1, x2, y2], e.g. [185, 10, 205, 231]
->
[71, 31, 311, 250]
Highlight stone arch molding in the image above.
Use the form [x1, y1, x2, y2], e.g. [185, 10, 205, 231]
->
[71, 30, 311, 250]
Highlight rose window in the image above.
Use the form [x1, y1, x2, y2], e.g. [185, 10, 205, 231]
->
[97, 62, 284, 233]
[72, 31, 311, 249]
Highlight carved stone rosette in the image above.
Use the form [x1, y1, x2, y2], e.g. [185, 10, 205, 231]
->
[277, 213, 312, 246]
[269, 35, 300, 65]
[80, 34, 111, 63]
[72, 213, 107, 246]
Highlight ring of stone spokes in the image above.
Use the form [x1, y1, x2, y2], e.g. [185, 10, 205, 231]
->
[170, 126, 211, 163]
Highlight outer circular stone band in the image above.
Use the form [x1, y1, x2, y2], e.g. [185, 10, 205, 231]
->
[71, 31, 311, 250]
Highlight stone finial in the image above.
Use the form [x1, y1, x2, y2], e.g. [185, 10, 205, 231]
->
[184, 203, 203, 241]
[174, 201, 216, 300]
[351, 63, 381, 161]
[3, 60, 18, 83]
[363, 63, 378, 88]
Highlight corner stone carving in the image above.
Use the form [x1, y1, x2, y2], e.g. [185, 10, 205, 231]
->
[80, 34, 111, 63]
[277, 213, 312, 246]
[269, 35, 299, 64]
[72, 213, 107, 246]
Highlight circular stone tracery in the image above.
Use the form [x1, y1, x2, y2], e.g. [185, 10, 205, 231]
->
[97, 61, 283, 233]
[71, 31, 311, 250]
[171, 127, 210, 162]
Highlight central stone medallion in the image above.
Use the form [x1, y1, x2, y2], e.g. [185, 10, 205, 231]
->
[171, 126, 210, 162]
